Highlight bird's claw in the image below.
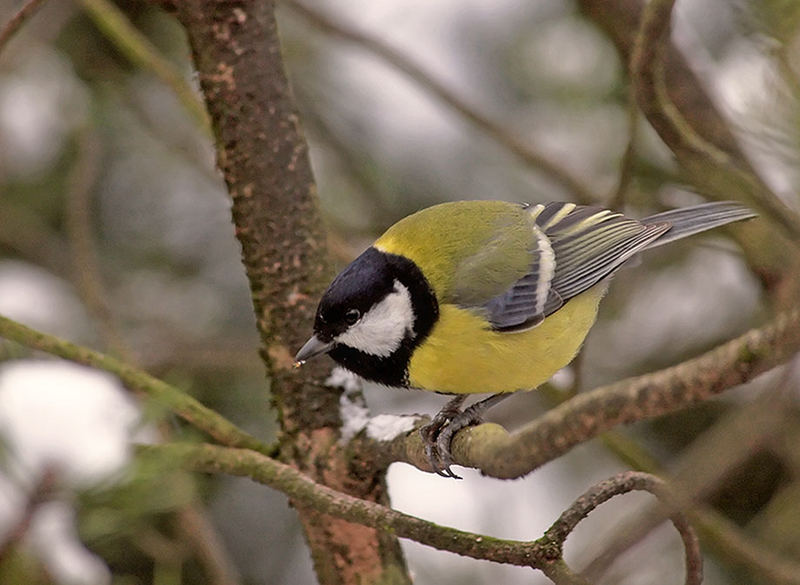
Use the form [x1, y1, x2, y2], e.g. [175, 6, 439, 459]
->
[420, 418, 462, 479]
[419, 395, 468, 478]
[420, 393, 512, 479]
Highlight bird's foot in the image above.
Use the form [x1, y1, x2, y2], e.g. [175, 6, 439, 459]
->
[420, 395, 466, 479]
[419, 394, 512, 479]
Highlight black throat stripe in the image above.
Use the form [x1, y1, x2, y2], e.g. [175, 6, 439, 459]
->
[327, 248, 438, 387]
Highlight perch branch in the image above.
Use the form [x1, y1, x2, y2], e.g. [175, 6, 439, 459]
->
[371, 308, 800, 478]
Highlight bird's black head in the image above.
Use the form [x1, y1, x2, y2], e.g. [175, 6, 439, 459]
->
[295, 247, 438, 387]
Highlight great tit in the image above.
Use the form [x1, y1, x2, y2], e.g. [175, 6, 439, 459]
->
[295, 200, 756, 477]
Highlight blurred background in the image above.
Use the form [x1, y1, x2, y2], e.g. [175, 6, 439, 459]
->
[0, 0, 798, 583]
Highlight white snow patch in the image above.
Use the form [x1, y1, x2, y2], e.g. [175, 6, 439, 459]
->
[0, 361, 146, 486]
[0, 360, 151, 585]
[325, 367, 364, 393]
[338, 392, 370, 443]
[366, 414, 419, 442]
[332, 369, 419, 442]
[29, 502, 111, 585]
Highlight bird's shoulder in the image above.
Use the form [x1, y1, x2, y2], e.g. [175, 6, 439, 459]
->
[374, 200, 537, 302]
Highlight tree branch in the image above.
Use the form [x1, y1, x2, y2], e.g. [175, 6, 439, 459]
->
[63, 128, 242, 585]
[79, 0, 210, 132]
[582, 379, 800, 581]
[579, 0, 800, 298]
[371, 308, 800, 478]
[156, 443, 699, 585]
[541, 473, 702, 585]
[0, 314, 273, 456]
[173, 2, 410, 582]
[64, 127, 132, 359]
[0, 0, 48, 57]
[629, 0, 800, 241]
[285, 0, 601, 205]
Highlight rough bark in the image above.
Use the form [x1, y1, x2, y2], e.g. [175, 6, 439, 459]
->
[174, 2, 409, 583]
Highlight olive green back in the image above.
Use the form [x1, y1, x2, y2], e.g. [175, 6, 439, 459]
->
[374, 200, 536, 304]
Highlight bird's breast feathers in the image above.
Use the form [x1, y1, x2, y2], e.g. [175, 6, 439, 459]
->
[406, 284, 607, 394]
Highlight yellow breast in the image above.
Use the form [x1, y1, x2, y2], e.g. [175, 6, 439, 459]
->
[407, 285, 607, 394]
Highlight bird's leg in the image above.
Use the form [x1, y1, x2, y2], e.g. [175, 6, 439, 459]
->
[422, 393, 512, 479]
[434, 393, 511, 477]
[420, 395, 467, 478]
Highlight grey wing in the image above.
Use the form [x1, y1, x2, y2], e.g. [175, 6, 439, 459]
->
[484, 202, 670, 331]
[481, 226, 561, 331]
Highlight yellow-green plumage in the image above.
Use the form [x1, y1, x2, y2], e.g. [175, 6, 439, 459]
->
[375, 201, 536, 303]
[299, 199, 756, 395]
[375, 200, 606, 394]
[406, 286, 605, 393]
[296, 198, 756, 476]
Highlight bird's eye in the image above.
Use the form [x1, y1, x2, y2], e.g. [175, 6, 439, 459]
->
[344, 309, 361, 325]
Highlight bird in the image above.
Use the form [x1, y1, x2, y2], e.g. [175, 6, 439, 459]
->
[294, 199, 756, 478]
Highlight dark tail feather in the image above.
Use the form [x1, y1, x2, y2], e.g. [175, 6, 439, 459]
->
[642, 201, 757, 248]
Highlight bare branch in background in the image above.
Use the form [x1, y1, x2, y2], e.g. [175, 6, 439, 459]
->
[0, 0, 48, 57]
[285, 0, 601, 205]
[79, 0, 210, 132]
[63, 129, 242, 585]
[0, 468, 57, 564]
[0, 200, 71, 277]
[630, 0, 800, 241]
[579, 0, 800, 299]
[607, 84, 639, 209]
[64, 128, 131, 358]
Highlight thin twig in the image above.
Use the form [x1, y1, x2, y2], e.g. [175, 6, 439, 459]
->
[285, 0, 600, 205]
[694, 505, 800, 585]
[608, 83, 639, 209]
[176, 505, 241, 585]
[0, 200, 71, 277]
[64, 128, 132, 358]
[0, 468, 58, 563]
[630, 0, 800, 241]
[79, 0, 210, 133]
[540, 472, 702, 585]
[0, 314, 274, 456]
[774, 44, 800, 104]
[63, 126, 241, 585]
[0, 0, 48, 57]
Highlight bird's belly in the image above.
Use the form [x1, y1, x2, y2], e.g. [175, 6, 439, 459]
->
[407, 286, 606, 394]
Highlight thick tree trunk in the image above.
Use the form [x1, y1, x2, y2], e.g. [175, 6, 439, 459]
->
[174, 2, 410, 583]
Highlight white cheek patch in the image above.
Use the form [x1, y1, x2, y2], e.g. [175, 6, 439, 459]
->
[335, 280, 414, 357]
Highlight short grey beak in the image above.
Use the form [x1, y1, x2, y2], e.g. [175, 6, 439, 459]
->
[294, 335, 334, 365]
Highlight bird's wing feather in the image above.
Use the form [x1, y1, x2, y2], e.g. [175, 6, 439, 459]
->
[482, 203, 670, 332]
[447, 204, 539, 306]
